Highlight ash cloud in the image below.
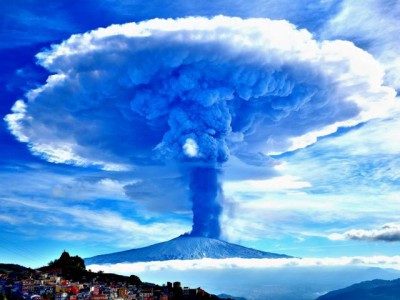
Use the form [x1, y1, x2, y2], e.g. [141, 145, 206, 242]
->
[5, 16, 397, 238]
[329, 223, 400, 242]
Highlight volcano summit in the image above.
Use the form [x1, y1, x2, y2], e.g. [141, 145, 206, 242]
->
[85, 235, 291, 265]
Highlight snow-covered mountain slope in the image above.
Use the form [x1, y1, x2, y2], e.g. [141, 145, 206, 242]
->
[85, 235, 291, 265]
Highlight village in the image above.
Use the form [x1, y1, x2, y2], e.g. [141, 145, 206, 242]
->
[0, 252, 223, 300]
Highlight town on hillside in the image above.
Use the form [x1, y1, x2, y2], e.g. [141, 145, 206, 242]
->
[0, 251, 227, 300]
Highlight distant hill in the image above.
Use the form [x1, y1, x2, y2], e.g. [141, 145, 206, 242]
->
[218, 293, 247, 300]
[85, 235, 290, 265]
[316, 278, 400, 300]
[0, 263, 31, 273]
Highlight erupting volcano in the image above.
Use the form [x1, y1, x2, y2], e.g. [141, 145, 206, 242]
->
[85, 235, 291, 265]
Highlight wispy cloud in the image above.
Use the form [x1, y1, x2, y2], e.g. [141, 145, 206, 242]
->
[1, 197, 189, 248]
[224, 176, 311, 193]
[321, 0, 400, 90]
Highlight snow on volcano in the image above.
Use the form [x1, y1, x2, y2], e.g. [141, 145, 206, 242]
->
[85, 235, 290, 265]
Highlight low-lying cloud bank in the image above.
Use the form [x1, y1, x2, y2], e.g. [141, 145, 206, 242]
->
[329, 223, 400, 242]
[88, 256, 400, 274]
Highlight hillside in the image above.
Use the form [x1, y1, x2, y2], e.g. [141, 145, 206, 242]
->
[38, 251, 141, 284]
[0, 263, 31, 273]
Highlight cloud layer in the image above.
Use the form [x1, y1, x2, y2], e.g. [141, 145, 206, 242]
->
[88, 255, 400, 273]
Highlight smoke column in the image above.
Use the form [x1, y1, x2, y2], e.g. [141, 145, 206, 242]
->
[5, 17, 396, 240]
[189, 167, 222, 238]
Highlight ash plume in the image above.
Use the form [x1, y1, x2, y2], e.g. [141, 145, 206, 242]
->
[189, 167, 223, 238]
[5, 16, 396, 238]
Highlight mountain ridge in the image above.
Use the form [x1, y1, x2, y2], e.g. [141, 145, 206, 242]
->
[316, 278, 400, 300]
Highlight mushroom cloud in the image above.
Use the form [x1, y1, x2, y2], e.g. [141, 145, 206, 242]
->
[5, 16, 396, 238]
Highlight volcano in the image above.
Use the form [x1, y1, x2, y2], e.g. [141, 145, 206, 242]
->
[84, 235, 291, 265]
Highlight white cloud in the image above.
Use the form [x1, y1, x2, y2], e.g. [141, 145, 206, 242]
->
[224, 175, 311, 193]
[318, 114, 400, 156]
[321, 0, 400, 90]
[4, 100, 29, 142]
[183, 138, 199, 157]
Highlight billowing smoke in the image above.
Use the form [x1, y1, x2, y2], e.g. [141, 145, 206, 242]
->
[5, 17, 396, 238]
[190, 167, 223, 237]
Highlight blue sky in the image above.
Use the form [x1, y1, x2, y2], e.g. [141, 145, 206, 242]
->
[1, 0, 400, 268]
